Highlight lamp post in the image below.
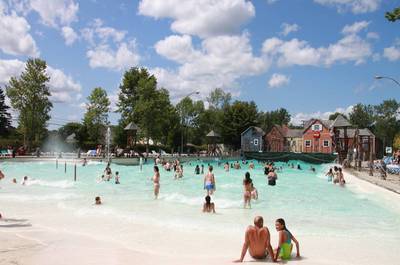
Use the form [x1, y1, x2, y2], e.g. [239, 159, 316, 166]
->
[179, 91, 200, 155]
[375, 75, 400, 87]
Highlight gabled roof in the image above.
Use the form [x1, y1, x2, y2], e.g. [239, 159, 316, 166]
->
[124, 122, 138, 131]
[286, 129, 303, 138]
[206, 130, 221, 137]
[303, 119, 332, 133]
[337, 128, 375, 138]
[331, 114, 351, 128]
[241, 126, 265, 136]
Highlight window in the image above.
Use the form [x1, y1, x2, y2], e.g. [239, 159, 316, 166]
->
[323, 140, 330, 147]
[312, 124, 321, 131]
[254, 139, 259, 146]
[305, 140, 311, 147]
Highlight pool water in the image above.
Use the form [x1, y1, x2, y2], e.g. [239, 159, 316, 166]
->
[1, 160, 400, 242]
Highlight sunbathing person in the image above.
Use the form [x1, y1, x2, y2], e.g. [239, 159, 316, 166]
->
[274, 218, 300, 261]
[234, 216, 275, 262]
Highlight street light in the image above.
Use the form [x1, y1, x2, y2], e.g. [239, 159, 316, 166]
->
[375, 75, 400, 87]
[179, 91, 200, 155]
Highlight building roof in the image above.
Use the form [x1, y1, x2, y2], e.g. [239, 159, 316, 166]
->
[241, 126, 265, 136]
[124, 122, 138, 131]
[331, 114, 351, 128]
[286, 129, 303, 138]
[206, 130, 221, 137]
[303, 119, 333, 132]
[337, 128, 374, 138]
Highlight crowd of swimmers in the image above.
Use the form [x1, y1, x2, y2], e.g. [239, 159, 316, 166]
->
[326, 166, 346, 185]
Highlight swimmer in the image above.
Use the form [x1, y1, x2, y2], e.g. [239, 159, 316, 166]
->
[204, 165, 216, 195]
[201, 164, 204, 174]
[152, 166, 160, 199]
[115, 171, 120, 184]
[333, 166, 339, 184]
[224, 162, 229, 172]
[12, 178, 17, 184]
[175, 164, 183, 179]
[104, 166, 112, 181]
[95, 196, 102, 205]
[338, 168, 345, 186]
[0, 170, 5, 180]
[234, 216, 275, 263]
[267, 169, 277, 186]
[274, 218, 300, 261]
[202, 195, 216, 213]
[243, 172, 253, 208]
[249, 161, 255, 170]
[82, 158, 87, 166]
[297, 164, 302, 170]
[195, 165, 200, 175]
[326, 168, 334, 182]
[22, 176, 28, 185]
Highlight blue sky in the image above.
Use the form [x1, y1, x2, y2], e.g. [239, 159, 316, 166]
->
[0, 0, 399, 128]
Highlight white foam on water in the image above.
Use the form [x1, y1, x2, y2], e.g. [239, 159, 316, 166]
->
[25, 179, 75, 188]
[0, 192, 79, 202]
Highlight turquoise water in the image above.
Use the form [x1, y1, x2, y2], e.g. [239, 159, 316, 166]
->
[1, 160, 400, 241]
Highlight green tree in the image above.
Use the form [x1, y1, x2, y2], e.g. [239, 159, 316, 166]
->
[221, 101, 259, 149]
[258, 108, 291, 133]
[58, 122, 86, 146]
[393, 133, 400, 151]
[0, 88, 12, 135]
[373, 99, 400, 150]
[349, 103, 375, 128]
[206, 88, 231, 110]
[6, 58, 52, 147]
[83, 87, 110, 144]
[117, 67, 151, 125]
[386, 7, 400, 22]
[133, 73, 175, 154]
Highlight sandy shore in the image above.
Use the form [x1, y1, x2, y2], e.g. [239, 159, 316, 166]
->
[1, 169, 400, 265]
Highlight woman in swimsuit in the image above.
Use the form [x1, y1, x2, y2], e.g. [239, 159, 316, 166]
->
[152, 166, 160, 199]
[274, 218, 300, 261]
[338, 167, 345, 186]
[204, 166, 216, 195]
[243, 172, 252, 208]
[202, 195, 216, 213]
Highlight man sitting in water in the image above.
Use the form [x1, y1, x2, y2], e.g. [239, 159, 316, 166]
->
[234, 216, 275, 262]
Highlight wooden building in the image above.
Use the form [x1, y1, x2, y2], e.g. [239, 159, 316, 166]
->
[302, 119, 334, 154]
[241, 126, 265, 152]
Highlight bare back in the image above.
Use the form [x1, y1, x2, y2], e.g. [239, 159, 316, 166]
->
[246, 226, 271, 259]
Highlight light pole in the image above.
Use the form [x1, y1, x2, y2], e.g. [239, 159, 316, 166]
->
[179, 91, 200, 155]
[375, 75, 400, 87]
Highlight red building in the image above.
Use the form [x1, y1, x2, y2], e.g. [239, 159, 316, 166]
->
[302, 119, 334, 154]
[265, 125, 287, 152]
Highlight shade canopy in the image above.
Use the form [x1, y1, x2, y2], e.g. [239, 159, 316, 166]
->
[124, 122, 139, 131]
[206, 130, 221, 138]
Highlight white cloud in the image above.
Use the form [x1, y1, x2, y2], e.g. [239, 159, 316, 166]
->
[152, 34, 267, 100]
[61, 26, 78, 46]
[87, 41, 140, 71]
[0, 4, 39, 56]
[0, 59, 82, 103]
[81, 19, 140, 71]
[342, 21, 370, 35]
[262, 23, 372, 67]
[367, 32, 379, 40]
[267, 0, 279, 4]
[268, 73, 290, 88]
[291, 105, 354, 126]
[314, 0, 381, 14]
[280, 23, 300, 36]
[138, 0, 255, 38]
[30, 0, 79, 27]
[383, 46, 400, 62]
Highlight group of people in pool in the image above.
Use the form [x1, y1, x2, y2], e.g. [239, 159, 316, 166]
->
[234, 216, 300, 262]
[326, 166, 346, 185]
[0, 171, 30, 185]
[100, 163, 120, 184]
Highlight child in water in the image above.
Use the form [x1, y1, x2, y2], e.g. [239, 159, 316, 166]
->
[202, 195, 216, 213]
[115, 171, 120, 184]
[95, 196, 102, 205]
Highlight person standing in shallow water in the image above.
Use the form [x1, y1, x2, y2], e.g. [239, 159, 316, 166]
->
[243, 172, 253, 208]
[204, 165, 216, 195]
[152, 166, 160, 199]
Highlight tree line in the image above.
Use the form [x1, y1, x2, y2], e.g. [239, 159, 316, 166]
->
[1, 58, 399, 154]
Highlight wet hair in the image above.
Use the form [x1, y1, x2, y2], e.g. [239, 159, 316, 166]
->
[205, 195, 211, 205]
[245, 172, 250, 179]
[95, 196, 101, 201]
[338, 167, 342, 172]
[209, 165, 213, 172]
[154, 166, 159, 172]
[334, 166, 338, 171]
[329, 168, 333, 173]
[116, 171, 119, 175]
